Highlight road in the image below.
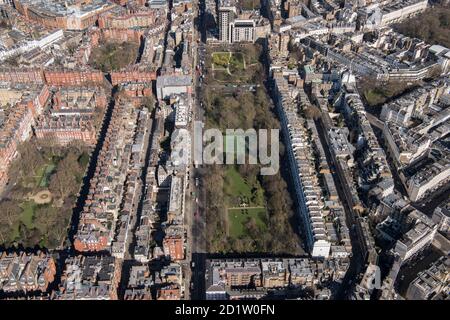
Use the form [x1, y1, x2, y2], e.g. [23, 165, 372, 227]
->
[117, 113, 157, 298]
[184, 0, 208, 300]
[120, 0, 175, 297]
[366, 112, 384, 130]
[314, 117, 366, 299]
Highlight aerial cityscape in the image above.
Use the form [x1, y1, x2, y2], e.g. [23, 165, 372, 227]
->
[0, 0, 448, 303]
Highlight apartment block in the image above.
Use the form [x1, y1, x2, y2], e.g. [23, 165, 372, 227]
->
[0, 251, 56, 293]
[13, 0, 116, 31]
[34, 86, 107, 146]
[406, 256, 449, 300]
[52, 255, 120, 300]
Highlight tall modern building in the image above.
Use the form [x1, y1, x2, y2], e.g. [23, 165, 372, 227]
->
[218, 0, 237, 42]
[218, 0, 255, 43]
[231, 19, 255, 43]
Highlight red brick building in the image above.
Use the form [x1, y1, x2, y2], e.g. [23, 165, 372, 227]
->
[156, 284, 181, 300]
[0, 251, 56, 293]
[163, 236, 185, 261]
[0, 68, 45, 84]
[35, 86, 106, 146]
[98, 9, 159, 29]
[13, 0, 116, 31]
[44, 70, 105, 86]
[19, 85, 51, 117]
[100, 28, 144, 43]
[34, 115, 98, 146]
[0, 105, 34, 190]
[120, 83, 152, 98]
[73, 225, 109, 252]
[111, 70, 156, 86]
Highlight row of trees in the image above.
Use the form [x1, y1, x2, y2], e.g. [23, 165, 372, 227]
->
[203, 86, 278, 131]
[393, 3, 450, 48]
[357, 78, 420, 110]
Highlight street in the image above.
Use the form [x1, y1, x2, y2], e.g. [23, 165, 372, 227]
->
[184, 0, 208, 300]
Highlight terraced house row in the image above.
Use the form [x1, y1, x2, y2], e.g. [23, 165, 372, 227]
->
[111, 107, 151, 259]
[0, 252, 56, 293]
[74, 100, 147, 253]
[272, 72, 351, 259]
[206, 258, 350, 300]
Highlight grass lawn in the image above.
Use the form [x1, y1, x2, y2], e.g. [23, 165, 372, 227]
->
[33, 166, 45, 187]
[223, 166, 267, 239]
[212, 52, 231, 69]
[228, 207, 267, 238]
[224, 166, 252, 198]
[78, 152, 90, 168]
[10, 201, 37, 242]
[212, 52, 245, 72]
[26, 159, 57, 189]
[11, 224, 20, 242]
[224, 166, 265, 207]
[359, 80, 419, 108]
[20, 201, 35, 229]
[363, 89, 386, 107]
[210, 49, 261, 84]
[39, 164, 56, 187]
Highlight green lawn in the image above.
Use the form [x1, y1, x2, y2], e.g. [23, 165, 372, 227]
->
[39, 164, 56, 187]
[228, 207, 267, 238]
[11, 224, 20, 242]
[10, 201, 36, 242]
[78, 152, 90, 168]
[210, 49, 261, 84]
[363, 89, 386, 107]
[33, 166, 45, 186]
[212, 52, 230, 69]
[26, 160, 57, 189]
[224, 166, 252, 199]
[360, 80, 419, 108]
[224, 166, 265, 209]
[223, 166, 267, 239]
[20, 201, 35, 229]
[212, 52, 245, 72]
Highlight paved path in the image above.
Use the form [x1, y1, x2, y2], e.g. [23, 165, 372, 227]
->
[366, 112, 384, 130]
